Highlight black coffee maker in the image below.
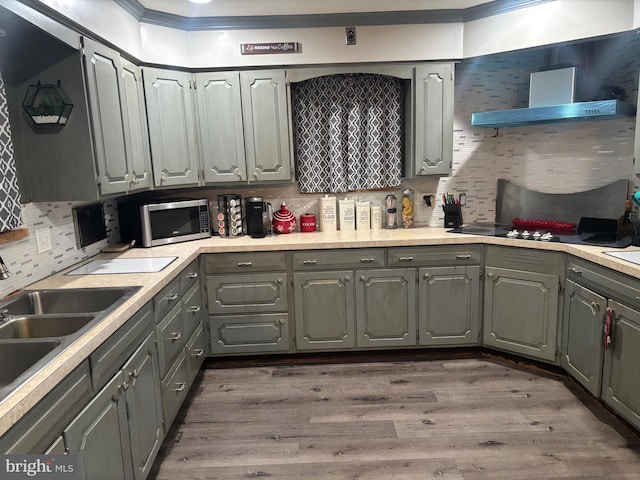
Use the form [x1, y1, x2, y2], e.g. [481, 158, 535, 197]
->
[245, 197, 272, 238]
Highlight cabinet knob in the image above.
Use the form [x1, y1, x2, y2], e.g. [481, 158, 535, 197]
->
[590, 302, 601, 316]
[278, 318, 285, 326]
[130, 369, 139, 379]
[344, 275, 351, 282]
[487, 272, 494, 279]
[236, 171, 244, 180]
[252, 170, 259, 179]
[424, 273, 430, 279]
[277, 278, 283, 285]
[360, 275, 367, 282]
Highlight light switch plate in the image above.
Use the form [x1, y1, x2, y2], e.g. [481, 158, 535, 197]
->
[36, 227, 52, 253]
[345, 27, 356, 45]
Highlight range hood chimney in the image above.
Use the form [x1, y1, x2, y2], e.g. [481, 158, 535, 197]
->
[471, 45, 636, 128]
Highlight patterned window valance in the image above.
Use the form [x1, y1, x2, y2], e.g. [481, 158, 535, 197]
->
[0, 71, 22, 233]
[292, 73, 404, 194]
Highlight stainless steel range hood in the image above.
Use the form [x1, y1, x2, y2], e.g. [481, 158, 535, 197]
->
[471, 67, 636, 128]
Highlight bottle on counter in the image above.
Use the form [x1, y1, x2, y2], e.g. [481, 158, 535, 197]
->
[384, 194, 397, 229]
[401, 188, 415, 228]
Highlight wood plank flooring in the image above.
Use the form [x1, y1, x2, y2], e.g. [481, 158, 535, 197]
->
[149, 357, 640, 479]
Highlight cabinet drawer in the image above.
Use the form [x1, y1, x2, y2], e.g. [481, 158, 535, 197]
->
[0, 361, 92, 454]
[292, 249, 385, 270]
[568, 257, 640, 307]
[90, 303, 153, 391]
[186, 322, 205, 385]
[156, 303, 185, 378]
[486, 245, 564, 276]
[161, 352, 189, 430]
[209, 313, 289, 354]
[204, 252, 286, 273]
[182, 282, 203, 339]
[207, 273, 288, 314]
[388, 245, 481, 267]
[179, 258, 200, 295]
[154, 276, 181, 323]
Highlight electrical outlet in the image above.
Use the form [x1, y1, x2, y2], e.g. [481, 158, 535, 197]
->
[36, 227, 52, 253]
[345, 26, 356, 45]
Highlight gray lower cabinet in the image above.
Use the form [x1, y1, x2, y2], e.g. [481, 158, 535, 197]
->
[482, 246, 563, 363]
[64, 370, 133, 480]
[562, 280, 605, 396]
[601, 299, 640, 430]
[293, 270, 356, 350]
[65, 332, 162, 480]
[418, 266, 481, 346]
[356, 268, 416, 348]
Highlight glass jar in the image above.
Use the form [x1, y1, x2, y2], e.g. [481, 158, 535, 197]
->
[401, 188, 415, 228]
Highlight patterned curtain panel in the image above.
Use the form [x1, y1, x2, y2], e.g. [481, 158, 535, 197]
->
[0, 70, 22, 232]
[292, 74, 403, 193]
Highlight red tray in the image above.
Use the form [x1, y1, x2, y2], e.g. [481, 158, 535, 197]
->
[512, 218, 576, 232]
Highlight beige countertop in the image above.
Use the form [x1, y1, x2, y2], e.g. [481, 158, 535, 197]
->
[2, 227, 640, 437]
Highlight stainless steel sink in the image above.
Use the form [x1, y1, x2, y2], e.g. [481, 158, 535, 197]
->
[0, 340, 63, 390]
[0, 315, 95, 339]
[1, 287, 135, 315]
[0, 285, 140, 401]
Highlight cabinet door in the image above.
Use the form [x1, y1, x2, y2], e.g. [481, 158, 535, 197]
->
[182, 282, 203, 340]
[156, 303, 185, 378]
[240, 70, 292, 182]
[293, 271, 356, 350]
[196, 71, 247, 183]
[601, 300, 640, 431]
[186, 322, 206, 384]
[483, 266, 559, 362]
[143, 67, 199, 187]
[64, 371, 133, 480]
[356, 268, 416, 347]
[562, 280, 605, 396]
[121, 58, 152, 192]
[418, 266, 480, 346]
[207, 273, 288, 315]
[83, 38, 130, 195]
[123, 333, 163, 480]
[413, 63, 454, 176]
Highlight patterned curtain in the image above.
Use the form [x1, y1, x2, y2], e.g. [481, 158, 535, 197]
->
[0, 70, 22, 232]
[292, 74, 403, 193]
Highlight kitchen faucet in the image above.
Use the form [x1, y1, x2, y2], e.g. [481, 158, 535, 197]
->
[0, 256, 11, 280]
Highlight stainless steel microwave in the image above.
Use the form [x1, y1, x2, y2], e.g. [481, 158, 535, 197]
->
[118, 198, 211, 247]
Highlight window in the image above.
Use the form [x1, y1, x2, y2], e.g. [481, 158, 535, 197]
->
[291, 73, 405, 193]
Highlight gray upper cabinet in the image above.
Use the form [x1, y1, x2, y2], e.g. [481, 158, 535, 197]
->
[413, 63, 454, 176]
[143, 67, 199, 187]
[83, 38, 151, 196]
[196, 71, 247, 183]
[240, 70, 292, 182]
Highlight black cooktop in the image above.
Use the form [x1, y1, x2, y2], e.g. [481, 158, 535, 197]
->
[449, 223, 632, 248]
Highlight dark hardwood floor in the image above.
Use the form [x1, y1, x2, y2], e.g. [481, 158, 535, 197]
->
[149, 356, 640, 479]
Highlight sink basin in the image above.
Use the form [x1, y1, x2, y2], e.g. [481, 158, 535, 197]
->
[0, 340, 63, 389]
[0, 315, 95, 339]
[0, 287, 137, 315]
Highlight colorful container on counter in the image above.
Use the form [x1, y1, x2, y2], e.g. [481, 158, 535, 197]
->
[272, 202, 296, 234]
[401, 188, 414, 228]
[300, 213, 316, 232]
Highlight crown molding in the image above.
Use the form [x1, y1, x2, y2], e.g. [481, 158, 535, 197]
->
[112, 0, 555, 30]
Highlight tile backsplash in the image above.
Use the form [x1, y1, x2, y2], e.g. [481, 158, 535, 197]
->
[1, 33, 638, 298]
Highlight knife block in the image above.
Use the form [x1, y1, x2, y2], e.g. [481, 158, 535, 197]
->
[443, 204, 463, 228]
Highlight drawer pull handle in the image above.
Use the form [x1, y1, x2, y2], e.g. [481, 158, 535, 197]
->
[303, 260, 318, 265]
[398, 256, 414, 262]
[166, 293, 179, 301]
[64, 447, 70, 455]
[636, 297, 640, 303]
[172, 382, 187, 392]
[167, 332, 182, 341]
[130, 369, 139, 379]
[456, 254, 472, 260]
[185, 272, 198, 279]
[237, 262, 253, 267]
[568, 267, 582, 275]
[187, 306, 201, 313]
[360, 257, 376, 263]
[191, 349, 204, 358]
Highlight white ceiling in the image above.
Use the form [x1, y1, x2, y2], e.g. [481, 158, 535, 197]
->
[137, 0, 496, 17]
